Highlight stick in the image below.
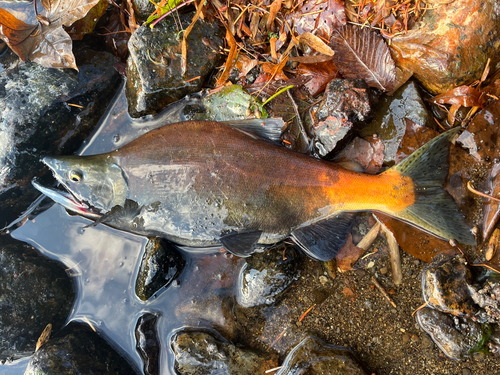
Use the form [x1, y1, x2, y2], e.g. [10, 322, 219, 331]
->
[371, 276, 396, 308]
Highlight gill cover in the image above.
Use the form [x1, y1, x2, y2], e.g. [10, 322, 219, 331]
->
[42, 155, 129, 212]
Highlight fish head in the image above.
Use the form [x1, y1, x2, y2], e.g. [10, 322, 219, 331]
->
[39, 155, 129, 214]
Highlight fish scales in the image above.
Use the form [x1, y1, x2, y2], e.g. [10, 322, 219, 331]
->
[114, 121, 413, 233]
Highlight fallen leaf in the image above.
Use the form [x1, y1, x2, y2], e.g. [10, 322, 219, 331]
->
[0, 8, 37, 60]
[295, 60, 338, 97]
[374, 213, 458, 262]
[267, 0, 281, 31]
[336, 233, 365, 271]
[0, 0, 100, 69]
[291, 0, 346, 40]
[297, 32, 335, 57]
[394, 118, 439, 164]
[329, 24, 396, 92]
[65, 0, 109, 40]
[431, 85, 483, 108]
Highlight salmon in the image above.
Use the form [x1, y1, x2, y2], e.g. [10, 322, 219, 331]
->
[33, 121, 474, 260]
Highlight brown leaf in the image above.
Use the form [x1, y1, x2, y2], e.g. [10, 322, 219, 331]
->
[297, 32, 335, 57]
[431, 85, 483, 108]
[295, 60, 338, 97]
[292, 0, 346, 40]
[336, 233, 365, 271]
[374, 213, 458, 262]
[261, 61, 289, 81]
[267, 0, 281, 31]
[329, 24, 396, 91]
[288, 55, 333, 64]
[0, 8, 37, 60]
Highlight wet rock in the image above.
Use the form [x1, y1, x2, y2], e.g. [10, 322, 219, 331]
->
[126, 12, 224, 117]
[277, 336, 368, 375]
[359, 80, 433, 164]
[334, 135, 384, 174]
[469, 280, 500, 324]
[24, 323, 136, 374]
[171, 329, 278, 375]
[0, 237, 74, 361]
[236, 245, 301, 308]
[416, 307, 489, 360]
[390, 0, 500, 94]
[135, 313, 159, 375]
[313, 79, 371, 157]
[421, 255, 477, 316]
[189, 84, 266, 121]
[135, 237, 185, 301]
[0, 47, 121, 225]
[130, 0, 155, 23]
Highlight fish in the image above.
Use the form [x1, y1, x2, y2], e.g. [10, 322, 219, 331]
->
[33, 120, 474, 261]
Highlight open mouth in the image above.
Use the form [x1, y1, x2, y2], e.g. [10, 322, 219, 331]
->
[32, 179, 101, 219]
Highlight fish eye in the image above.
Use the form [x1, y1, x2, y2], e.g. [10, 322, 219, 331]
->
[69, 170, 84, 182]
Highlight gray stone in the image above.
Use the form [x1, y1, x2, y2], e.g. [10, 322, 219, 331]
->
[416, 307, 488, 360]
[359, 80, 433, 164]
[236, 245, 301, 308]
[126, 13, 224, 117]
[172, 330, 278, 375]
[313, 79, 371, 157]
[135, 237, 185, 301]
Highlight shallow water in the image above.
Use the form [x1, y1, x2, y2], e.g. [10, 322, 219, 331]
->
[4, 82, 242, 374]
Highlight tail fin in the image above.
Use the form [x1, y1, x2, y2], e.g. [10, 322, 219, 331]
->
[390, 127, 475, 245]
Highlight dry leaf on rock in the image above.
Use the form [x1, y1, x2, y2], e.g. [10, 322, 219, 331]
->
[329, 24, 396, 92]
[0, 0, 100, 69]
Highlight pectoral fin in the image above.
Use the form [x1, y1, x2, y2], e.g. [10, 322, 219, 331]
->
[291, 213, 356, 261]
[220, 230, 263, 257]
[86, 199, 143, 229]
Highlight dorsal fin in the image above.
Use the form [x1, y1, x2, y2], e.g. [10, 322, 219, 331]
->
[222, 118, 284, 144]
[291, 213, 357, 261]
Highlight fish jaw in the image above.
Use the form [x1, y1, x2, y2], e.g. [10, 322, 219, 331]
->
[32, 180, 101, 220]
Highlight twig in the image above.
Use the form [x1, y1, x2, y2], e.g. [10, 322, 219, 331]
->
[356, 222, 381, 251]
[371, 276, 397, 308]
[412, 300, 429, 317]
[377, 220, 403, 285]
[467, 180, 500, 202]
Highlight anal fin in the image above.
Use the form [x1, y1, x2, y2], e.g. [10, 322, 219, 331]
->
[291, 213, 356, 261]
[220, 230, 263, 257]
